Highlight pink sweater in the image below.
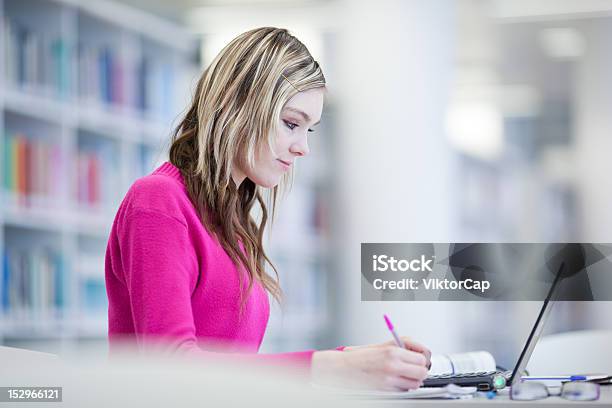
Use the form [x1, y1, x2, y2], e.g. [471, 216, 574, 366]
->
[105, 161, 322, 368]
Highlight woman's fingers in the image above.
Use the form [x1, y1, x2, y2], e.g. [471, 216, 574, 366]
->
[391, 346, 428, 367]
[399, 336, 432, 367]
[387, 376, 423, 391]
[400, 336, 430, 354]
[381, 357, 427, 390]
[334, 346, 431, 392]
[380, 347, 429, 387]
[392, 358, 429, 381]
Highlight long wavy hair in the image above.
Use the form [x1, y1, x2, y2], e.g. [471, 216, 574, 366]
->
[169, 27, 326, 309]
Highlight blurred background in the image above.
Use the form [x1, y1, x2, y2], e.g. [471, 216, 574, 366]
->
[1, 0, 612, 371]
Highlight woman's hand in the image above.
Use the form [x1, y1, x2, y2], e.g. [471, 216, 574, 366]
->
[343, 336, 432, 369]
[311, 344, 430, 391]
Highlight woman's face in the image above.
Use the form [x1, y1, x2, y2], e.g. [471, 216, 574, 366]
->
[233, 87, 325, 188]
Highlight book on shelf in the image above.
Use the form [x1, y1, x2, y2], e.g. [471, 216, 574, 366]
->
[1, 248, 68, 317]
[3, 16, 71, 98]
[3, 131, 62, 207]
[77, 44, 125, 108]
[2, 130, 156, 212]
[75, 145, 119, 211]
[77, 42, 176, 120]
[3, 15, 180, 120]
[136, 145, 159, 179]
[0, 0, 201, 341]
[81, 277, 107, 313]
[143, 57, 174, 121]
[2, 251, 9, 311]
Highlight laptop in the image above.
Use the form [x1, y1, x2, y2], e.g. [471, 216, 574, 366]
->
[423, 261, 565, 391]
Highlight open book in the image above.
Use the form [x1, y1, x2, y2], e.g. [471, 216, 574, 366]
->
[429, 351, 497, 376]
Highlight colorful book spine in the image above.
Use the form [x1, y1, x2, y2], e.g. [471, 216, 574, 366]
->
[1, 248, 66, 315]
[3, 131, 12, 192]
[16, 134, 27, 198]
[3, 17, 70, 96]
[51, 38, 71, 99]
[137, 56, 148, 112]
[3, 15, 184, 119]
[2, 251, 9, 311]
[75, 147, 117, 209]
[3, 132, 62, 205]
[88, 154, 99, 204]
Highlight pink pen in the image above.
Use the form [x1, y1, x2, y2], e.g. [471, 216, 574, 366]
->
[385, 314, 432, 370]
[384, 314, 405, 348]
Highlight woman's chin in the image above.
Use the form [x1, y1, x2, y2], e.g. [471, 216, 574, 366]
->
[249, 175, 281, 189]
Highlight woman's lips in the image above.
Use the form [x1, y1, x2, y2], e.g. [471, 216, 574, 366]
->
[277, 159, 292, 170]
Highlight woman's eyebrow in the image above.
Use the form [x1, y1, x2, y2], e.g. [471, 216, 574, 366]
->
[284, 107, 321, 125]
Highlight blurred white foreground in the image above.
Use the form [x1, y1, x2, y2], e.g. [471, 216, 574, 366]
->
[0, 345, 364, 408]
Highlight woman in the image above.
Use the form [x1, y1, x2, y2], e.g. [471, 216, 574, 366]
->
[105, 27, 430, 391]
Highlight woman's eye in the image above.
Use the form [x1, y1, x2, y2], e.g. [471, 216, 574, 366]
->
[307, 128, 314, 133]
[284, 120, 298, 130]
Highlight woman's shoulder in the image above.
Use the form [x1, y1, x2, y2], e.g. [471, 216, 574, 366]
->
[122, 165, 191, 218]
[131, 171, 184, 194]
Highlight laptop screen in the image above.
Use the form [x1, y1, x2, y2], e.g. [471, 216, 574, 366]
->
[508, 262, 566, 386]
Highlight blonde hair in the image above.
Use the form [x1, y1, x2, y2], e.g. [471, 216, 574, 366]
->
[169, 27, 326, 308]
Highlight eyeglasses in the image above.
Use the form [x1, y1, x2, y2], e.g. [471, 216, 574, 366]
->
[511, 381, 600, 401]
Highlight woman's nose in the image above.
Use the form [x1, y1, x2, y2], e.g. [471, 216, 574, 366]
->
[290, 135, 310, 157]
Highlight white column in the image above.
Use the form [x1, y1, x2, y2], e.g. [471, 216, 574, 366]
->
[573, 17, 612, 330]
[575, 19, 612, 242]
[332, 0, 461, 351]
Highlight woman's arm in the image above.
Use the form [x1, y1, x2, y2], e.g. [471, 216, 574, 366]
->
[114, 207, 428, 390]
[116, 207, 201, 353]
[114, 207, 329, 369]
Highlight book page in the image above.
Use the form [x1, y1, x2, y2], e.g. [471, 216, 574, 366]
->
[429, 351, 496, 376]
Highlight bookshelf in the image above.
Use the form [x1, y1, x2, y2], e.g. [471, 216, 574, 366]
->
[0, 0, 199, 350]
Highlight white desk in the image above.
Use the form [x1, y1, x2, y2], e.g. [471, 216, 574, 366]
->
[354, 387, 612, 407]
